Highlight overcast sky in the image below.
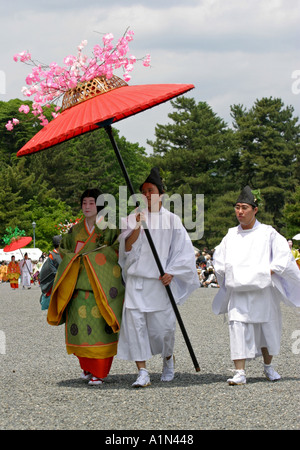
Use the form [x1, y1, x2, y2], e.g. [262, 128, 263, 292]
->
[1, 0, 299, 153]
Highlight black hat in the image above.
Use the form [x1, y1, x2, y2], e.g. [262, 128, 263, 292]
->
[139, 167, 164, 194]
[235, 186, 258, 207]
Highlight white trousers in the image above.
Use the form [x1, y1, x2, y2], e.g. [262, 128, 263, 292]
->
[117, 304, 176, 361]
[229, 317, 282, 360]
[21, 272, 31, 287]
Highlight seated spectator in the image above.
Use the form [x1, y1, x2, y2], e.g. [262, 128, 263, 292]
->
[205, 252, 213, 268]
[202, 267, 219, 288]
[198, 261, 208, 287]
[196, 251, 206, 267]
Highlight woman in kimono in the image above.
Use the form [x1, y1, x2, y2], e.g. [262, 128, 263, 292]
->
[0, 261, 8, 283]
[7, 255, 21, 289]
[47, 188, 124, 386]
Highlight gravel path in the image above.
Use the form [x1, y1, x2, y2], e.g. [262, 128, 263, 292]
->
[0, 282, 299, 431]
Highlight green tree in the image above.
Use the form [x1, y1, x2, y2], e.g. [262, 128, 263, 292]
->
[24, 196, 76, 251]
[0, 159, 73, 250]
[25, 127, 151, 213]
[231, 97, 300, 231]
[147, 97, 239, 247]
[149, 97, 239, 197]
[282, 186, 300, 239]
[0, 176, 27, 234]
[0, 98, 55, 165]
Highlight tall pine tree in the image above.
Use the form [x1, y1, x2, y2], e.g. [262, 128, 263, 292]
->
[231, 97, 300, 231]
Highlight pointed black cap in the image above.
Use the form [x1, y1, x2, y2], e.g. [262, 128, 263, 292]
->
[140, 167, 164, 194]
[235, 185, 258, 207]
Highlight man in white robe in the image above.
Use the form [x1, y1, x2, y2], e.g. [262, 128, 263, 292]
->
[19, 253, 32, 289]
[117, 167, 200, 387]
[212, 186, 300, 385]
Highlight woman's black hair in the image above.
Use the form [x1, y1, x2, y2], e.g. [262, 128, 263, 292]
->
[81, 188, 104, 214]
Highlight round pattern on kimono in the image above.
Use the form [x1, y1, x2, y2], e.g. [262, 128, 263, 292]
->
[70, 323, 78, 336]
[95, 253, 106, 266]
[87, 325, 92, 335]
[109, 287, 118, 299]
[113, 265, 121, 278]
[78, 305, 87, 318]
[91, 305, 101, 318]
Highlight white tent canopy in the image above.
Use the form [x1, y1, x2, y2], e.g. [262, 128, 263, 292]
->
[292, 233, 300, 240]
[0, 248, 42, 262]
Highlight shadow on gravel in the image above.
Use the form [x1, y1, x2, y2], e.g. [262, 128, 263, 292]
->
[243, 376, 297, 384]
[57, 372, 298, 389]
[57, 372, 225, 389]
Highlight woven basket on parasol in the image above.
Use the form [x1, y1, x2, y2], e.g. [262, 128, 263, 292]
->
[61, 75, 128, 111]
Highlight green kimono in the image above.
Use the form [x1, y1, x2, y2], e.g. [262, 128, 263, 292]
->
[47, 219, 124, 359]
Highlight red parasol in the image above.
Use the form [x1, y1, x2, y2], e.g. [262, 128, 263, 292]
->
[4, 236, 33, 275]
[17, 80, 194, 156]
[16, 76, 200, 372]
[3, 236, 32, 252]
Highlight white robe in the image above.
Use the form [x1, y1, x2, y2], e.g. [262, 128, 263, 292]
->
[212, 220, 300, 318]
[20, 258, 32, 287]
[212, 220, 300, 359]
[118, 206, 200, 310]
[117, 206, 200, 360]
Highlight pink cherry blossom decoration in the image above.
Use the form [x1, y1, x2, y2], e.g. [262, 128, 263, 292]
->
[6, 28, 150, 131]
[5, 121, 14, 131]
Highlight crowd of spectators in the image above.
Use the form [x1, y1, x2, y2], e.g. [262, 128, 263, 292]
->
[195, 248, 220, 288]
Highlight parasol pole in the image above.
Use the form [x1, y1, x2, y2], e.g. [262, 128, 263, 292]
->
[104, 123, 200, 372]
